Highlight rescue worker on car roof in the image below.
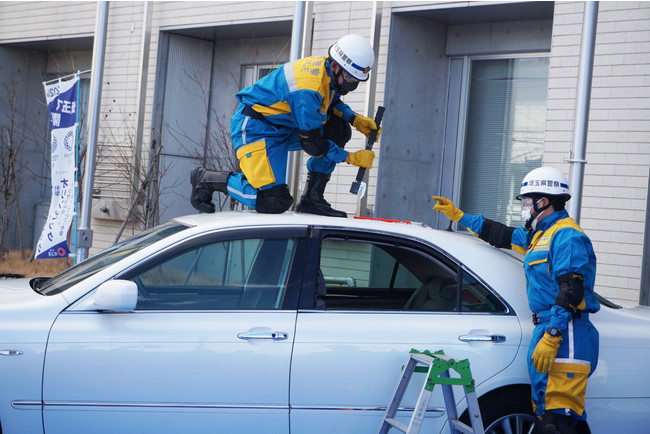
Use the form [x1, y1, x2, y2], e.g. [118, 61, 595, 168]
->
[190, 34, 380, 217]
[432, 167, 600, 434]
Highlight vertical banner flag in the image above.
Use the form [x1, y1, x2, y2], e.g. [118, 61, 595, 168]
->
[35, 75, 79, 259]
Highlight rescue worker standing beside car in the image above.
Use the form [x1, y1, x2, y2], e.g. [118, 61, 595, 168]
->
[432, 167, 600, 434]
[190, 34, 380, 217]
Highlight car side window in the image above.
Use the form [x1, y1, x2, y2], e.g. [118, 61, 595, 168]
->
[131, 237, 298, 310]
[458, 272, 507, 313]
[316, 237, 506, 313]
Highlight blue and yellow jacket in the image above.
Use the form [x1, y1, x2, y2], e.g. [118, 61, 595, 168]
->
[459, 209, 600, 332]
[236, 56, 354, 162]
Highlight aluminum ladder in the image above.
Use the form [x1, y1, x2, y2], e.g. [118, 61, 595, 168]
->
[377, 349, 485, 434]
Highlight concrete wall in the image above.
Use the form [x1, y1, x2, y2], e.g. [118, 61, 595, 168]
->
[376, 13, 449, 226]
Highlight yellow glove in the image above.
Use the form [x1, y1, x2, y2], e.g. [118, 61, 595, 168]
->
[347, 150, 375, 168]
[352, 114, 382, 140]
[532, 332, 562, 373]
[432, 196, 464, 223]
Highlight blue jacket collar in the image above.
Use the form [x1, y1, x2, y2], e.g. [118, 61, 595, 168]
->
[326, 59, 338, 92]
[536, 209, 570, 232]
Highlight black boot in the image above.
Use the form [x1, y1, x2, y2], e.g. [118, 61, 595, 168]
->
[533, 411, 577, 434]
[295, 172, 347, 218]
[190, 167, 231, 213]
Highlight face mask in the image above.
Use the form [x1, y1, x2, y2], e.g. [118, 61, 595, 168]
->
[521, 198, 541, 230]
[338, 79, 359, 94]
[332, 66, 359, 95]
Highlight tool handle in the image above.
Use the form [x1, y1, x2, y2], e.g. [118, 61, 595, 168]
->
[364, 106, 385, 151]
[350, 106, 385, 194]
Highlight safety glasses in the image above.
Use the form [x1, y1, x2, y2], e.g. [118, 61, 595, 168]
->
[341, 68, 359, 84]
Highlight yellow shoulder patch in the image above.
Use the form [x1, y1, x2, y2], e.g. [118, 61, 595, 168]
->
[292, 56, 329, 93]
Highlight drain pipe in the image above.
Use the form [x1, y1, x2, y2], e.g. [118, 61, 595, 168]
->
[567, 1, 598, 224]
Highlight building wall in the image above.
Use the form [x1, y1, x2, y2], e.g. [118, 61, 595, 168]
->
[545, 1, 650, 305]
[0, 2, 96, 39]
[0, 1, 648, 306]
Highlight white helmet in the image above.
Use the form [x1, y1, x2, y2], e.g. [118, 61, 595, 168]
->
[328, 34, 374, 82]
[516, 167, 571, 200]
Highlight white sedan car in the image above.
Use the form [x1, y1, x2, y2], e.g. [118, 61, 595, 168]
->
[0, 212, 648, 434]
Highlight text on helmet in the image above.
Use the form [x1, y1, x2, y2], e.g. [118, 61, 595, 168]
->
[521, 179, 569, 189]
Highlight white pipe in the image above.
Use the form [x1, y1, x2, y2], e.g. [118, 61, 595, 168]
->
[568, 1, 598, 224]
[286, 1, 306, 200]
[357, 1, 383, 217]
[133, 2, 153, 203]
[77, 1, 109, 262]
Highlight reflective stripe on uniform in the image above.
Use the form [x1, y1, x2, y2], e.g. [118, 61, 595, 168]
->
[284, 62, 298, 92]
[241, 116, 250, 145]
[227, 185, 257, 201]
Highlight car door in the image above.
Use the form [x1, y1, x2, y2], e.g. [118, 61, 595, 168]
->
[42, 227, 307, 434]
[290, 229, 522, 433]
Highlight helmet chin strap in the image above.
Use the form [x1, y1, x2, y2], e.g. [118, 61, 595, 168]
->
[331, 61, 358, 95]
[332, 67, 344, 93]
[525, 198, 552, 230]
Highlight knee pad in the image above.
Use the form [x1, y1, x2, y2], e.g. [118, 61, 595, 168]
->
[323, 115, 351, 149]
[255, 184, 293, 214]
[298, 128, 330, 157]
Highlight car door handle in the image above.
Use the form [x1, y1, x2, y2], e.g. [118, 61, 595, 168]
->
[458, 334, 506, 343]
[237, 331, 288, 341]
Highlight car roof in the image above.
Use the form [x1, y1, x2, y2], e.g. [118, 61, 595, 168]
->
[173, 211, 447, 246]
[172, 211, 516, 269]
[173, 211, 429, 234]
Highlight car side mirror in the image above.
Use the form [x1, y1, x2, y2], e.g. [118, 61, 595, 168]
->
[93, 280, 138, 312]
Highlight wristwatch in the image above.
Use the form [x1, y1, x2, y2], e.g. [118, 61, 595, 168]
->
[547, 327, 562, 338]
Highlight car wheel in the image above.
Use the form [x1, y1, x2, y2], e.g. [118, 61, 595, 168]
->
[462, 387, 536, 434]
[484, 412, 535, 434]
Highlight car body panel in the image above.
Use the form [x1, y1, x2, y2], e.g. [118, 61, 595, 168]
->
[0, 287, 68, 434]
[290, 311, 523, 433]
[0, 212, 647, 433]
[42, 310, 296, 433]
[589, 306, 650, 398]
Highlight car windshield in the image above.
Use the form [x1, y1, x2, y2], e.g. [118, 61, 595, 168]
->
[35, 221, 188, 296]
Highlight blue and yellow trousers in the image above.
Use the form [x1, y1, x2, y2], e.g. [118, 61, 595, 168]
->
[528, 314, 599, 421]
